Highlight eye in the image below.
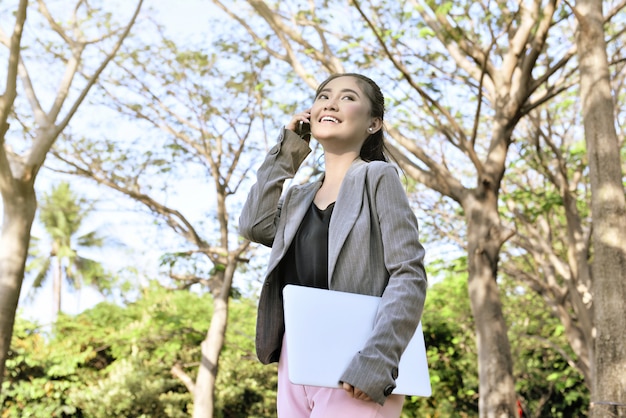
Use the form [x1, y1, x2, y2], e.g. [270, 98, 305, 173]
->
[341, 95, 356, 101]
[316, 93, 329, 100]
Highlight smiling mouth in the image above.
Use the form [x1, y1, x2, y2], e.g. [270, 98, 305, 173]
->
[320, 116, 340, 123]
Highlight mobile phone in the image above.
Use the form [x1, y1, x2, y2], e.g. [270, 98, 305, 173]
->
[296, 121, 311, 142]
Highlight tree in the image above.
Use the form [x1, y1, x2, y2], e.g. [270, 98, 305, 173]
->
[26, 181, 107, 317]
[494, 1, 626, 391]
[210, 1, 588, 415]
[403, 256, 589, 418]
[573, 0, 626, 416]
[3, 259, 589, 417]
[404, 258, 480, 417]
[0, 0, 30, 393]
[0, 0, 143, 392]
[0, 315, 85, 417]
[1, 285, 277, 417]
[52, 21, 271, 417]
[500, 93, 594, 386]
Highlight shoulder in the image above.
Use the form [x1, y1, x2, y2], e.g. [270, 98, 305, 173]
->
[364, 161, 401, 182]
[364, 162, 409, 203]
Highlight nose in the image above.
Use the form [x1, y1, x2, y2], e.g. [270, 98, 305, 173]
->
[324, 97, 338, 111]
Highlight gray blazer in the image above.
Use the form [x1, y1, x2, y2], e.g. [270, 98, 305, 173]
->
[239, 129, 427, 405]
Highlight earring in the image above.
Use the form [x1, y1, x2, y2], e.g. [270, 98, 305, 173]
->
[368, 128, 373, 132]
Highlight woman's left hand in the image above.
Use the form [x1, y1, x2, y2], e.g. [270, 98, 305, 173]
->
[342, 382, 373, 402]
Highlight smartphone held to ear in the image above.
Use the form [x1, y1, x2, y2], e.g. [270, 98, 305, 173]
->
[296, 121, 311, 142]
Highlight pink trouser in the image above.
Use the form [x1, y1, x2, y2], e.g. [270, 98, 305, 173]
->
[277, 335, 404, 418]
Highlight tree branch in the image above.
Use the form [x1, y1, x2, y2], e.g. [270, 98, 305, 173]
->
[25, 0, 144, 169]
[352, 0, 489, 180]
[0, 0, 28, 191]
[54, 154, 207, 249]
[521, 333, 583, 374]
[171, 362, 196, 394]
[408, 0, 496, 95]
[386, 128, 467, 202]
[247, 0, 344, 79]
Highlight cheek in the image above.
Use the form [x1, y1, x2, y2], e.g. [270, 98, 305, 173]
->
[343, 103, 369, 119]
[310, 102, 324, 118]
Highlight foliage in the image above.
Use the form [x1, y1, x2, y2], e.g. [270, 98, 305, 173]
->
[503, 277, 589, 417]
[62, 285, 204, 417]
[403, 258, 478, 417]
[26, 181, 110, 313]
[2, 267, 593, 417]
[0, 0, 143, 395]
[402, 257, 589, 418]
[1, 285, 276, 417]
[3, 0, 623, 416]
[497, 89, 596, 391]
[214, 299, 277, 418]
[0, 317, 83, 417]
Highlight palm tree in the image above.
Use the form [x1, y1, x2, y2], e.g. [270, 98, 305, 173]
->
[26, 182, 107, 316]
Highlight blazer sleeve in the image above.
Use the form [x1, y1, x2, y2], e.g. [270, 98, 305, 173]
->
[339, 163, 428, 405]
[239, 128, 311, 247]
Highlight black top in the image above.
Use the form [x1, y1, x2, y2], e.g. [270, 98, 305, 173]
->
[280, 201, 335, 289]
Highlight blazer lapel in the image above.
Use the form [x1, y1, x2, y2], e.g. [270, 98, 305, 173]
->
[328, 160, 367, 285]
[282, 184, 319, 245]
[264, 182, 320, 278]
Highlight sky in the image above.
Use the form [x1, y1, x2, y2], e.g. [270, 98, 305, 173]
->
[10, 0, 443, 324]
[14, 0, 223, 324]
[151, 0, 215, 40]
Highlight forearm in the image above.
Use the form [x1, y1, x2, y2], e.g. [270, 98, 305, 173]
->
[239, 128, 310, 246]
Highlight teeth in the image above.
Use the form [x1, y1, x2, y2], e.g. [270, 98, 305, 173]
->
[321, 116, 339, 123]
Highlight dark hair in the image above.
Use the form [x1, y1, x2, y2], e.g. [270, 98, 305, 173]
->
[315, 73, 388, 162]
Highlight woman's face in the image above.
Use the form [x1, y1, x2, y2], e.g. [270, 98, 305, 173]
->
[310, 76, 378, 151]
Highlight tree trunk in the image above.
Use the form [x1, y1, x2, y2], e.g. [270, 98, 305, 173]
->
[192, 298, 228, 418]
[575, 0, 626, 416]
[53, 253, 62, 316]
[0, 0, 141, 392]
[192, 260, 236, 418]
[0, 182, 37, 390]
[465, 187, 518, 418]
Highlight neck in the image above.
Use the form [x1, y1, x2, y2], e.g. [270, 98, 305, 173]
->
[322, 151, 360, 185]
[313, 150, 360, 209]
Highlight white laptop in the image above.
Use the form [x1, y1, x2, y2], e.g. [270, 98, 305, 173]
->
[282, 284, 431, 397]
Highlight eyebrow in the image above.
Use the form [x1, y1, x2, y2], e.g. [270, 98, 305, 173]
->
[318, 87, 361, 97]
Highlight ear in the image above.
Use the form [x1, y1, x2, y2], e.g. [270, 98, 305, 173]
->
[367, 117, 383, 134]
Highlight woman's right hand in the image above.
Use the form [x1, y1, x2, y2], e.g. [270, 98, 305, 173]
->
[342, 382, 373, 402]
[286, 109, 311, 133]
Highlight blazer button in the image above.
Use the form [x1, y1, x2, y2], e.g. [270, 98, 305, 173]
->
[391, 368, 398, 380]
[384, 385, 395, 397]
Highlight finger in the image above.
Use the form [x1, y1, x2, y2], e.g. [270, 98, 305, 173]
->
[286, 110, 311, 132]
[342, 382, 354, 397]
[354, 388, 372, 401]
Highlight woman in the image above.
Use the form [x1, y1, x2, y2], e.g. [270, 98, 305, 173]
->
[239, 73, 427, 418]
